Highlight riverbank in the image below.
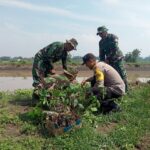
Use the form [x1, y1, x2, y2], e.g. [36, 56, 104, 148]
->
[0, 64, 150, 82]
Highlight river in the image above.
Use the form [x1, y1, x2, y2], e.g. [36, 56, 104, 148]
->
[0, 77, 88, 91]
[0, 77, 150, 91]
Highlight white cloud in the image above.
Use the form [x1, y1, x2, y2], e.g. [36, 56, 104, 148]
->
[0, 0, 70, 15]
[71, 34, 99, 57]
[0, 0, 150, 57]
[102, 0, 120, 5]
[0, 0, 103, 22]
[0, 21, 99, 57]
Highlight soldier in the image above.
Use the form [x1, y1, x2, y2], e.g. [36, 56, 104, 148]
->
[96, 26, 128, 91]
[32, 38, 78, 87]
[81, 53, 125, 114]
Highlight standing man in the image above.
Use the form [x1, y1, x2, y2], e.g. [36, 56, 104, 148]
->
[81, 53, 125, 114]
[96, 26, 128, 91]
[32, 38, 78, 87]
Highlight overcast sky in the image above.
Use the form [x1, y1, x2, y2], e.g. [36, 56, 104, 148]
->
[0, 0, 150, 57]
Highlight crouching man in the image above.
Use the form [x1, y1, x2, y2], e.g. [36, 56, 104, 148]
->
[81, 53, 125, 114]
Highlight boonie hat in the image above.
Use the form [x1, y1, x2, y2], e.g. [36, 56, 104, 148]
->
[66, 38, 78, 50]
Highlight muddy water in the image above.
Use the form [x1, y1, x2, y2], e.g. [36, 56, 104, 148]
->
[0, 77, 33, 91]
[0, 77, 88, 91]
[0, 77, 149, 91]
[136, 77, 150, 83]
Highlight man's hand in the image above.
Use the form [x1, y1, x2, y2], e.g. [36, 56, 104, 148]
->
[81, 80, 87, 87]
[50, 69, 56, 75]
[71, 80, 78, 84]
[37, 83, 44, 89]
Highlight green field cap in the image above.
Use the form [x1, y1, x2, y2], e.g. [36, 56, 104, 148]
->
[97, 26, 108, 35]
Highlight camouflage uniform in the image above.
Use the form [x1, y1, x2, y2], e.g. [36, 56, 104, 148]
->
[97, 26, 128, 91]
[32, 42, 68, 87]
[44, 66, 78, 89]
[40, 75, 70, 90]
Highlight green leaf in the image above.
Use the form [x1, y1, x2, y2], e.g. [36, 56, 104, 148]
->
[90, 107, 98, 112]
[78, 103, 84, 109]
[73, 99, 78, 107]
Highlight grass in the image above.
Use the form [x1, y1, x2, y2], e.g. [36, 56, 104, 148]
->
[0, 60, 33, 65]
[0, 85, 150, 150]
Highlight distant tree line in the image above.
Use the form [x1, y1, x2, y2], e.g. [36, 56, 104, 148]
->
[0, 56, 33, 61]
[124, 49, 141, 63]
[0, 49, 150, 64]
[124, 49, 150, 63]
[71, 50, 150, 63]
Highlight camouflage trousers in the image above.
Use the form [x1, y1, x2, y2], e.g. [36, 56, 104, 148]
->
[110, 60, 128, 91]
[32, 53, 53, 87]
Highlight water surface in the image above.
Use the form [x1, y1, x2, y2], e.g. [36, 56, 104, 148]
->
[0, 77, 149, 91]
[0, 77, 87, 91]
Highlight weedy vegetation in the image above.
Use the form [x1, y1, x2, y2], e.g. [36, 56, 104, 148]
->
[0, 84, 150, 150]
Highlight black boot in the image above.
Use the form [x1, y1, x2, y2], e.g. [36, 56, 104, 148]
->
[109, 101, 121, 113]
[99, 100, 121, 114]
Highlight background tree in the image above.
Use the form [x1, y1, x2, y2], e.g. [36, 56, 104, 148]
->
[0, 56, 11, 61]
[125, 49, 141, 63]
[132, 49, 141, 62]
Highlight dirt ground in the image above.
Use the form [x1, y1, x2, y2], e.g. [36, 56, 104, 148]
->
[0, 64, 150, 82]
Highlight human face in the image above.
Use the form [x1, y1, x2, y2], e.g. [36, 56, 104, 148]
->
[98, 32, 107, 39]
[66, 43, 74, 52]
[85, 59, 96, 70]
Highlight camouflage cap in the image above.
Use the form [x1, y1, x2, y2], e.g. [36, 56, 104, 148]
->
[66, 38, 78, 50]
[82, 53, 96, 65]
[96, 26, 108, 35]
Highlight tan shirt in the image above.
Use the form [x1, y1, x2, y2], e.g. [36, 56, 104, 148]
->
[93, 62, 125, 95]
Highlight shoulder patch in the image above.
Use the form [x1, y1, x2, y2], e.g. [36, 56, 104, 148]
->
[95, 68, 104, 81]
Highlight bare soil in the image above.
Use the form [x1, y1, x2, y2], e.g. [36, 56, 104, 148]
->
[4, 123, 21, 137]
[96, 122, 117, 134]
[2, 102, 32, 138]
[135, 134, 150, 150]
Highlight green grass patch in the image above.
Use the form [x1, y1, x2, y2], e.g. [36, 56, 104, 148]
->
[0, 85, 150, 149]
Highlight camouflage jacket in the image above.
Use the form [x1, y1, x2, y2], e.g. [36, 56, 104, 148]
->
[37, 42, 68, 70]
[43, 74, 70, 90]
[99, 34, 123, 62]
